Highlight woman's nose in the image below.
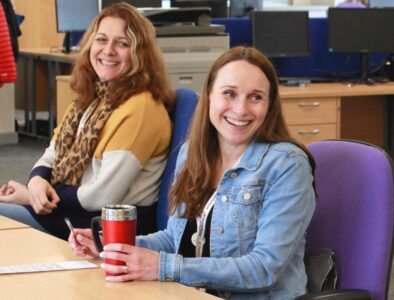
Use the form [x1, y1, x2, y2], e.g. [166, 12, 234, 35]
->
[232, 98, 248, 114]
[103, 42, 115, 55]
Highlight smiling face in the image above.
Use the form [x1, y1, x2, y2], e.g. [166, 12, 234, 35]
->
[90, 16, 131, 82]
[209, 60, 270, 153]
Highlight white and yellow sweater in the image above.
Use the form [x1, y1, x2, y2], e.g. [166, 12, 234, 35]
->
[27, 91, 172, 238]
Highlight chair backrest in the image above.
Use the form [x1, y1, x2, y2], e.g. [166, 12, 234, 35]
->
[156, 88, 199, 230]
[306, 140, 394, 300]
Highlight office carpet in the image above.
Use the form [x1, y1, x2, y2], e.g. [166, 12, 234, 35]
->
[0, 136, 394, 299]
[0, 135, 48, 184]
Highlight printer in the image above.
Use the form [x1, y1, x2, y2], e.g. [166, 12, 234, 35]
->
[141, 7, 229, 91]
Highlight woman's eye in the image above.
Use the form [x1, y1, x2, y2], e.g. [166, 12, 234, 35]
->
[250, 94, 264, 102]
[252, 95, 262, 101]
[223, 90, 235, 97]
[95, 37, 106, 43]
[117, 41, 129, 48]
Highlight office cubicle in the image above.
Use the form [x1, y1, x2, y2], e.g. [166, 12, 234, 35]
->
[211, 14, 391, 81]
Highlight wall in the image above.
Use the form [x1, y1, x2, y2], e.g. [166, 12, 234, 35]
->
[0, 84, 18, 145]
[13, 0, 64, 48]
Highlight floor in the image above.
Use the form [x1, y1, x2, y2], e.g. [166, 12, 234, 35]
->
[0, 135, 48, 184]
[0, 135, 394, 298]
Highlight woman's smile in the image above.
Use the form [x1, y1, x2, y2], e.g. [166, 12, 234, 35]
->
[90, 16, 131, 82]
[209, 60, 270, 153]
[224, 116, 252, 127]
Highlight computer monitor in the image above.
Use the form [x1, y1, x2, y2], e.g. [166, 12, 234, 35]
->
[170, 0, 228, 18]
[230, 0, 262, 17]
[101, 0, 162, 9]
[369, 0, 394, 7]
[328, 8, 394, 81]
[55, 0, 99, 53]
[252, 11, 310, 58]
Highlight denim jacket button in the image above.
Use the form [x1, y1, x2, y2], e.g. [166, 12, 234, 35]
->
[230, 172, 237, 179]
[243, 192, 251, 200]
[217, 227, 224, 234]
[221, 195, 228, 203]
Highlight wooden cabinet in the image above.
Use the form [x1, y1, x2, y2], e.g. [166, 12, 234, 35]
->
[278, 82, 394, 148]
[281, 96, 340, 145]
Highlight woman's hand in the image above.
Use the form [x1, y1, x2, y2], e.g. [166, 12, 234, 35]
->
[0, 180, 30, 205]
[27, 176, 60, 215]
[68, 228, 100, 258]
[100, 244, 160, 282]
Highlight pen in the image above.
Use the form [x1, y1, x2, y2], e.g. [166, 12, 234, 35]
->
[64, 217, 76, 239]
[64, 217, 88, 254]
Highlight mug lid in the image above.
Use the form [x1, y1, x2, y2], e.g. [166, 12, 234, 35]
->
[101, 205, 137, 221]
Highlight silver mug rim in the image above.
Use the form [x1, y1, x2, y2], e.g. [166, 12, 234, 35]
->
[101, 204, 137, 221]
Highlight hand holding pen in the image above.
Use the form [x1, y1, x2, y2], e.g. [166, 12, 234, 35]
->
[65, 217, 99, 258]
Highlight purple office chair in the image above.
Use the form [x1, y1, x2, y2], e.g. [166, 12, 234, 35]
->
[298, 140, 394, 300]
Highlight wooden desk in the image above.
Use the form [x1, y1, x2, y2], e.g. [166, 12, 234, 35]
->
[0, 216, 29, 230]
[18, 48, 76, 138]
[20, 48, 78, 64]
[279, 83, 394, 151]
[0, 227, 218, 299]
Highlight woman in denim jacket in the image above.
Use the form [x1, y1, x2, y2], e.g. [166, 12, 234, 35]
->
[70, 46, 316, 299]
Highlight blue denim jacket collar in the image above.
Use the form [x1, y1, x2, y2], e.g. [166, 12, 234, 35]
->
[236, 141, 269, 171]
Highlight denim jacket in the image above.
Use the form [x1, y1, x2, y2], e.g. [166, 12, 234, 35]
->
[137, 141, 316, 300]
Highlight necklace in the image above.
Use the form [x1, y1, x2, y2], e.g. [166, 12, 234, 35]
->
[192, 192, 216, 257]
[77, 98, 100, 137]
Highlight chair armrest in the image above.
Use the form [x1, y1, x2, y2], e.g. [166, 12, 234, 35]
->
[295, 289, 373, 300]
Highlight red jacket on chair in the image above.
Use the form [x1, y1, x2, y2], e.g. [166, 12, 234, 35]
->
[0, 1, 17, 88]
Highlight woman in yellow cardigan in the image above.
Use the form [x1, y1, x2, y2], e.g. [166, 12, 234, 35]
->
[0, 3, 174, 239]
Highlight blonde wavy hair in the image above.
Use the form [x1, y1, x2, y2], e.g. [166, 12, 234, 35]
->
[70, 3, 174, 110]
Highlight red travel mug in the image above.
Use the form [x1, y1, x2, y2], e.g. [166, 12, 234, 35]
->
[91, 204, 137, 275]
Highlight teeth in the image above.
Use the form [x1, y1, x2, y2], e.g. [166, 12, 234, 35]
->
[225, 117, 250, 127]
[100, 59, 118, 66]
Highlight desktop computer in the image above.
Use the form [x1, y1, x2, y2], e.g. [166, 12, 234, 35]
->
[384, 55, 394, 81]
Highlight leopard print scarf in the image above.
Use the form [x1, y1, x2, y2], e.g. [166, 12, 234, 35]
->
[51, 82, 113, 186]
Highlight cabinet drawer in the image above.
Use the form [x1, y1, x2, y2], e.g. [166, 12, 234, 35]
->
[282, 98, 338, 125]
[289, 124, 337, 145]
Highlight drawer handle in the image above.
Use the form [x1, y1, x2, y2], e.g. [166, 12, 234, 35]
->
[298, 102, 320, 108]
[298, 129, 320, 135]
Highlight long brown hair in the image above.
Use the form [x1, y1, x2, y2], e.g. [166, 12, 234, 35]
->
[70, 3, 174, 110]
[168, 46, 315, 219]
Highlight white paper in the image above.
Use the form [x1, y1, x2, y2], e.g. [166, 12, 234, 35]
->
[0, 260, 98, 274]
